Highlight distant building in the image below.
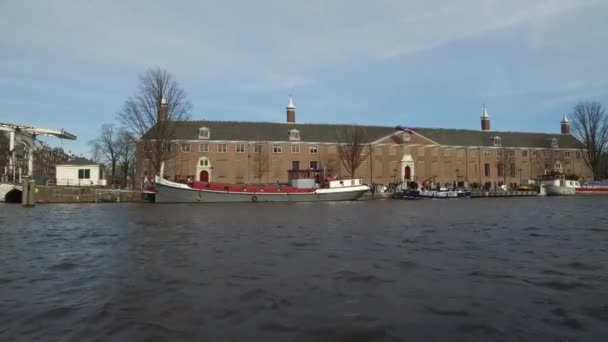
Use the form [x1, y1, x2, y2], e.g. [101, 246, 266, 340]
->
[1, 130, 72, 183]
[55, 158, 106, 186]
[135, 99, 592, 188]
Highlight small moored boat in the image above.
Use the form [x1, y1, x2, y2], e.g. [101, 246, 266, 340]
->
[543, 179, 579, 196]
[575, 181, 608, 195]
[400, 188, 472, 200]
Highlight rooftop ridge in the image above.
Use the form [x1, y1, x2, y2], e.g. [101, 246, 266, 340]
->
[181, 120, 565, 135]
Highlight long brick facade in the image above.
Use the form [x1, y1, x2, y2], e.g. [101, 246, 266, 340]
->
[135, 102, 593, 188]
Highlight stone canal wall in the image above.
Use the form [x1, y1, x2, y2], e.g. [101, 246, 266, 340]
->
[35, 186, 143, 203]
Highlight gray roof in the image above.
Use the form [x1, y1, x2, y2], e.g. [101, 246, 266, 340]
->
[414, 128, 585, 149]
[56, 157, 99, 166]
[142, 120, 585, 149]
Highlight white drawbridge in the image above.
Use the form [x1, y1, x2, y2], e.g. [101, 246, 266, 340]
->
[0, 122, 77, 184]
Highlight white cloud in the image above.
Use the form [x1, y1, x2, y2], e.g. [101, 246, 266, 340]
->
[1, 0, 601, 91]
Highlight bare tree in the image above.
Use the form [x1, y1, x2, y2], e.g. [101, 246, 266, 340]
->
[118, 67, 192, 174]
[91, 123, 122, 181]
[495, 148, 514, 186]
[117, 130, 136, 188]
[33, 143, 70, 183]
[252, 143, 268, 184]
[571, 101, 608, 179]
[337, 125, 370, 179]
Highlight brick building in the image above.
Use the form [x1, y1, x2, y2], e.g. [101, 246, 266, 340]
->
[135, 99, 592, 188]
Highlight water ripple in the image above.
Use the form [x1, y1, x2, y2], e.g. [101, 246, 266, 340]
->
[1, 198, 607, 341]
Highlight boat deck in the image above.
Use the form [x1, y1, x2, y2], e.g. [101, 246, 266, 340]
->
[188, 182, 316, 193]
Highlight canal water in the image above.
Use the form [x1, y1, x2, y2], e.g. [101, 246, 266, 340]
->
[1, 197, 608, 341]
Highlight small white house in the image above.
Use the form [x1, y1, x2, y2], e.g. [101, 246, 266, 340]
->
[55, 158, 106, 186]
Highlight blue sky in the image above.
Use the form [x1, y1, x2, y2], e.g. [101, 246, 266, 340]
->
[1, 0, 607, 156]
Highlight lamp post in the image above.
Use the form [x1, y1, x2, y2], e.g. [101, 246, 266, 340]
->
[455, 168, 460, 186]
[393, 168, 398, 183]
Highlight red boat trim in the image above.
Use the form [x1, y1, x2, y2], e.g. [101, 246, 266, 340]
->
[188, 181, 316, 194]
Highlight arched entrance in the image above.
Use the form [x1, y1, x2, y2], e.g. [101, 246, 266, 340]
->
[199, 170, 209, 182]
[4, 189, 22, 203]
[404, 166, 411, 181]
[196, 157, 212, 182]
[400, 154, 415, 183]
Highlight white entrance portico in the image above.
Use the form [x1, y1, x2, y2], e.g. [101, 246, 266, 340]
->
[400, 154, 415, 182]
[196, 157, 212, 182]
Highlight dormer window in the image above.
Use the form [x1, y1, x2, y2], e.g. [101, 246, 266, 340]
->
[198, 127, 210, 140]
[288, 129, 300, 141]
[550, 138, 559, 148]
[492, 136, 502, 147]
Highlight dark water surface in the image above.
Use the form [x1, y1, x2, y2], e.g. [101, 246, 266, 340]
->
[1, 197, 608, 341]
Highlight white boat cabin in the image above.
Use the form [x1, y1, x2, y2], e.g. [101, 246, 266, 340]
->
[327, 179, 364, 188]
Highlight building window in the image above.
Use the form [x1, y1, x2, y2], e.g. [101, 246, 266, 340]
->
[181, 143, 191, 152]
[218, 144, 227, 153]
[78, 169, 91, 179]
[554, 161, 562, 171]
[554, 151, 560, 158]
[199, 158, 209, 167]
[310, 161, 318, 170]
[565, 151, 571, 158]
[273, 144, 282, 153]
[492, 136, 502, 147]
[309, 145, 318, 154]
[550, 138, 559, 148]
[510, 163, 516, 177]
[163, 143, 174, 152]
[236, 143, 245, 153]
[484, 163, 490, 177]
[483, 150, 491, 157]
[253, 144, 262, 153]
[291, 144, 300, 153]
[576, 151, 581, 159]
[497, 149, 503, 157]
[291, 161, 300, 170]
[522, 150, 528, 157]
[288, 129, 300, 141]
[199, 144, 209, 152]
[497, 164, 504, 177]
[198, 127, 210, 139]
[532, 151, 537, 157]
[508, 150, 515, 157]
